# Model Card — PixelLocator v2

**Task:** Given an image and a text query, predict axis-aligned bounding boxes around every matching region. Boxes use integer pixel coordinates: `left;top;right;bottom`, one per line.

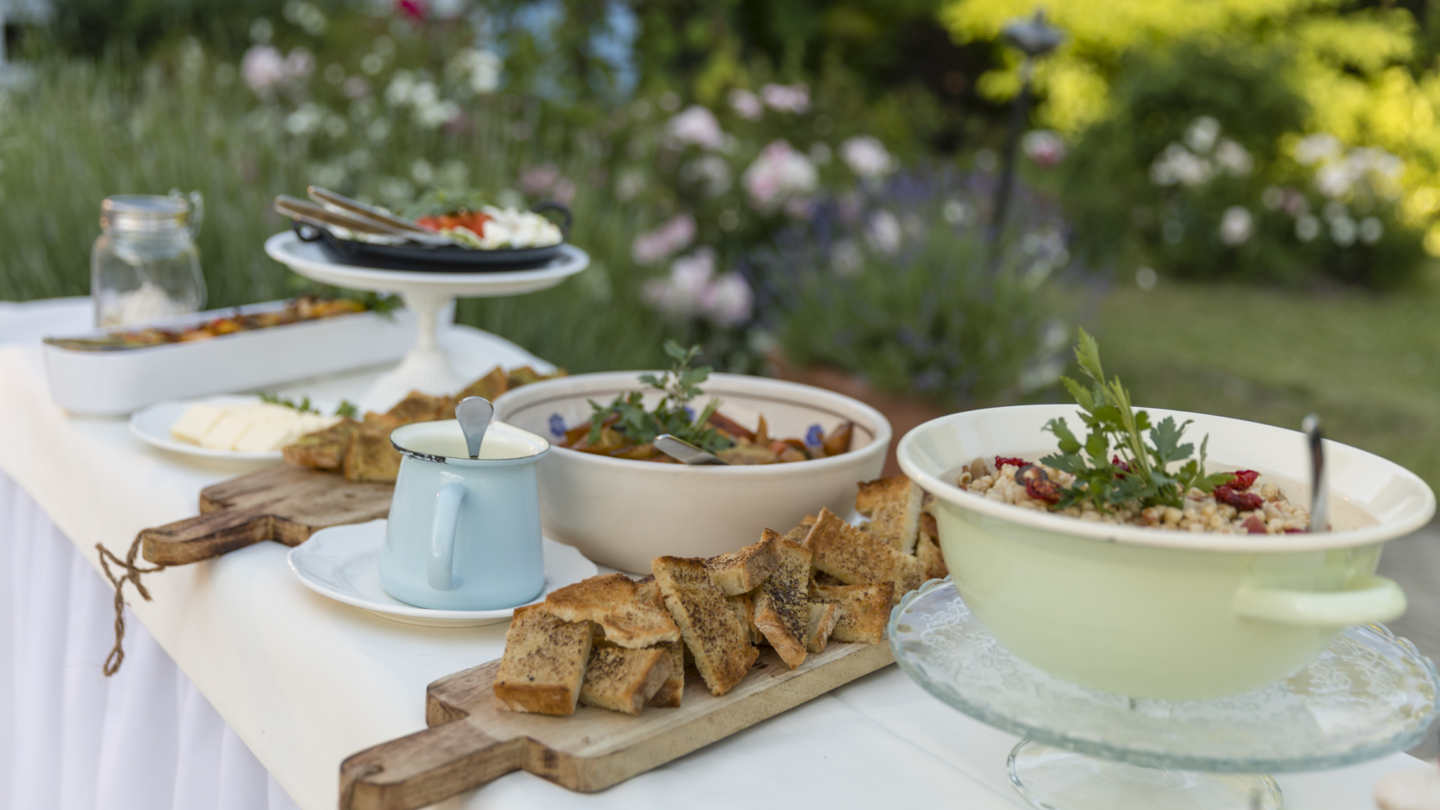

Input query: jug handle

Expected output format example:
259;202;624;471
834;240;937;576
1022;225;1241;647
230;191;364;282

428;483;467;591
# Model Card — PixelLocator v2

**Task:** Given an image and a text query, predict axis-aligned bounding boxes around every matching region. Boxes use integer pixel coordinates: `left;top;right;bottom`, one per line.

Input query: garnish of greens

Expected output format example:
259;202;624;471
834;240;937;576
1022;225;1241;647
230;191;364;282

1039;329;1234;511
260;392;358;418
586;340;732;453
399;189;492;220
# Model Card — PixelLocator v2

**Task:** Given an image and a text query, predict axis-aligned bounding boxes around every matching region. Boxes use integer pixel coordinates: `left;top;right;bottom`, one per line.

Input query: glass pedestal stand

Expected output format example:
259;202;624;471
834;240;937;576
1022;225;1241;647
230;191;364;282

890;579;1439;810
264;232;589;410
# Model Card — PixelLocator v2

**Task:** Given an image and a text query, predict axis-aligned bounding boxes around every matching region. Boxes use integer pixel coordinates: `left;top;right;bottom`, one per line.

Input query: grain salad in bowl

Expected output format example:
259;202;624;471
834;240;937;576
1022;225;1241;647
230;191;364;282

959;457;1310;535
895;331;1433;699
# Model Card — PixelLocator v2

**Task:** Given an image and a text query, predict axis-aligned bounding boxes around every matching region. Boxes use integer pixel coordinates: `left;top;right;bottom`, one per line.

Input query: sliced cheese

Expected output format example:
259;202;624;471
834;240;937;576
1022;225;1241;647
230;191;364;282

232;420;301;453
173;402;346;453
170;404;226;445
200;413;253;450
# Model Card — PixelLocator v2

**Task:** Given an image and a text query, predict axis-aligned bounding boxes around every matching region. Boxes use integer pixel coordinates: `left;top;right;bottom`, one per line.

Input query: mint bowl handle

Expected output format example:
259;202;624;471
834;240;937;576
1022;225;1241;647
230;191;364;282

1234;575;1406;627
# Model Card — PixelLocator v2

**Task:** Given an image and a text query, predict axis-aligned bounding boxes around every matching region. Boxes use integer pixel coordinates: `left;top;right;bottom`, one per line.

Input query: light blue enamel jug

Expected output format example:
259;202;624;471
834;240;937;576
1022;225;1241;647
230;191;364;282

380;419;548;610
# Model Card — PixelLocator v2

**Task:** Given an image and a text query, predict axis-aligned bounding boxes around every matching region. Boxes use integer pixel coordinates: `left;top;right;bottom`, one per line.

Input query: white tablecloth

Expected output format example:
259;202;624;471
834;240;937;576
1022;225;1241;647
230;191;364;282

0;297;1430;810
1;470;300;810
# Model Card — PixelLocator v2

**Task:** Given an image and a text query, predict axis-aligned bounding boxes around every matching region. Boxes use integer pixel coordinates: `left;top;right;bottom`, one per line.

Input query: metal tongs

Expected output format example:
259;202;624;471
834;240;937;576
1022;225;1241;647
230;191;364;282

272;188;456;246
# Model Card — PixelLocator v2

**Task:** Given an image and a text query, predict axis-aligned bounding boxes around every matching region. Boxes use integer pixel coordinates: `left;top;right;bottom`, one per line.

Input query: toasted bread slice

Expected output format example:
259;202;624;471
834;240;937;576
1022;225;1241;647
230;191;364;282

545;573;680;649
856;475;924;554
494;605;593;715
915;512;948;580
635;574;665;610
803;508;924;600
647;641;685;708
342;427;402;483
803;601;841;653
579;646;672;716
387;390;451;425
726;590;765;645
810;582;893;644
456;366;509;402
652;556;758;696
781;515;818;546
752;538;812;669
706;532;780;596
282;418;363;470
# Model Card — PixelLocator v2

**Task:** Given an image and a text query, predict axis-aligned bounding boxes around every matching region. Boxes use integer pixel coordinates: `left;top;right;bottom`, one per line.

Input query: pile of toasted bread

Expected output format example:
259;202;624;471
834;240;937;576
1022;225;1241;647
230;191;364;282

494;474;948;717
280;366;563;483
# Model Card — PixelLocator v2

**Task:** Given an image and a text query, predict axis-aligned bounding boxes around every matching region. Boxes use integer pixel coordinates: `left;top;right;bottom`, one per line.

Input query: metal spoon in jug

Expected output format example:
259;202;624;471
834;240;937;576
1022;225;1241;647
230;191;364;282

456;397;495;459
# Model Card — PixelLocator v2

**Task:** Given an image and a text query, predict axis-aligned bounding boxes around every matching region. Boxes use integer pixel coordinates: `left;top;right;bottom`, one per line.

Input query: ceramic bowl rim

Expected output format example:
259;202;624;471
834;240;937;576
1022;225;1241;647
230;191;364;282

897;404;1436;553
492;370;892;476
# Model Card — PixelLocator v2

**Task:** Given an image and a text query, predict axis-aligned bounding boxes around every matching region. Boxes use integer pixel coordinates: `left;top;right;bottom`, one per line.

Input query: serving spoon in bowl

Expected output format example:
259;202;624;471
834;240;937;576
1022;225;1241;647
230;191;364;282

655;434;728;466
1303;414;1327;533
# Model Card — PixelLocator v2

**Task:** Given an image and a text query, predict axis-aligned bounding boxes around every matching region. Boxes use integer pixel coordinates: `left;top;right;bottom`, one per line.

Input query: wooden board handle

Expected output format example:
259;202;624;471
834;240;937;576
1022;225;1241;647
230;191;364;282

340;719;522;810
140;504;275;565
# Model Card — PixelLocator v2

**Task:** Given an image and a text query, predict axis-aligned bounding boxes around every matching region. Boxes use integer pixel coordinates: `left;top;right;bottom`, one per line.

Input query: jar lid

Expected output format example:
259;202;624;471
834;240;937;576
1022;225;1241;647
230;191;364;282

100;195;191;232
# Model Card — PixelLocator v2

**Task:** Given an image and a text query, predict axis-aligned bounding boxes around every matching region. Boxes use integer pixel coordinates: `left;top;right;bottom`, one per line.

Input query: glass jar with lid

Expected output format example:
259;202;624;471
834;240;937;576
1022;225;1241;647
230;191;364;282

91;191;206;327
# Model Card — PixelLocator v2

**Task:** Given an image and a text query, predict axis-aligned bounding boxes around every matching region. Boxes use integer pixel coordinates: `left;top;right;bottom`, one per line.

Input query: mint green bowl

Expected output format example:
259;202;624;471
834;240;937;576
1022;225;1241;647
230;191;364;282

897;405;1436;700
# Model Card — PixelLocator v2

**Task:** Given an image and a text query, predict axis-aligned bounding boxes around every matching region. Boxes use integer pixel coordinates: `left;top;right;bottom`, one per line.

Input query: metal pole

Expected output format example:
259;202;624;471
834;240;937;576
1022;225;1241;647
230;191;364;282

988;58;1033;247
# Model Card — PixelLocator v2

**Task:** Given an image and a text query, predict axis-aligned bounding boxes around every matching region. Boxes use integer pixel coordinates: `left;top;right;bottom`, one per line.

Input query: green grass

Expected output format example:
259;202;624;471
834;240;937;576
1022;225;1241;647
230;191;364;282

1092;269;1440;494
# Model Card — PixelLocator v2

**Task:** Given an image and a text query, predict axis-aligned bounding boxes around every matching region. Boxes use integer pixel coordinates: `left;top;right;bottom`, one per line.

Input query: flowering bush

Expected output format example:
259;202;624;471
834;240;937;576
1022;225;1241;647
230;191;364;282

942;0;1440;260
1058;44;1428;288
758;167;1077;407
591;80;908;369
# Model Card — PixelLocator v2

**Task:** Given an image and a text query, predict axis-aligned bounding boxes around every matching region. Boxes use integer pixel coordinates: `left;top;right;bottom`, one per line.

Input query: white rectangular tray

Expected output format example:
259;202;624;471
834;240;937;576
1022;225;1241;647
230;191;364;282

43;300;416;416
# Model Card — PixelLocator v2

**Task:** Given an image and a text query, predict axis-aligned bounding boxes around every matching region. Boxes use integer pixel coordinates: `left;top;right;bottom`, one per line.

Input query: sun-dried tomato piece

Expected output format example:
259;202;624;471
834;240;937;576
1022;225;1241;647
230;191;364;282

1284;527;1307;534
1242;516;1268;534
1024;476;1061;505
1228;469;1259;491
995;456;1027;470
1215;485;1264;512
1111;455;1131;476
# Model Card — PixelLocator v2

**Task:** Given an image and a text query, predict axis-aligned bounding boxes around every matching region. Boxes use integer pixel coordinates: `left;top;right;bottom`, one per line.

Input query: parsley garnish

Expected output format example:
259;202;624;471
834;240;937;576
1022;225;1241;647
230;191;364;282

1040;329;1233;511
586;340;732;453
260;392;358;418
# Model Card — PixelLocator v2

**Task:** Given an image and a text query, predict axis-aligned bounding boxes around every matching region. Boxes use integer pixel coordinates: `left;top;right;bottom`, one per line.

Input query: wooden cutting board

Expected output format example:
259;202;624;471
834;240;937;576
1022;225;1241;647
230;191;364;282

140;465;393;565
339;640;895;810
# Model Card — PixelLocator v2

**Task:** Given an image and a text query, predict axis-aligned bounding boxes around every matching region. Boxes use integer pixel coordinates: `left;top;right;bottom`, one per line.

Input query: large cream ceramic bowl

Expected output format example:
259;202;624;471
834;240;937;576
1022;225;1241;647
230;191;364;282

897;405;1435;700
493;372;890;572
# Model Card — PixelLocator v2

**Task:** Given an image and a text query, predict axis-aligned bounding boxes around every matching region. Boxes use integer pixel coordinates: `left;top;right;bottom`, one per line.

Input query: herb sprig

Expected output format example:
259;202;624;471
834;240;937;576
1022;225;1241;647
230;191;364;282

1040;329;1233;511
259;392;358;418
586;340;732;453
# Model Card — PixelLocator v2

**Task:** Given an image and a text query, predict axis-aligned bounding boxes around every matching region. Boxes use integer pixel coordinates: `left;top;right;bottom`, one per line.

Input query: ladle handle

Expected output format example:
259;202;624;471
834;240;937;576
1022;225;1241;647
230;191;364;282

428;483;466;591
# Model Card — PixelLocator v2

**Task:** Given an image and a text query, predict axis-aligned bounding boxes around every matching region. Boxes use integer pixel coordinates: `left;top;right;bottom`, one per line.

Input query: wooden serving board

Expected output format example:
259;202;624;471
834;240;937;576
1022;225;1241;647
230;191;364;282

339;640;895;809
140;465;393;565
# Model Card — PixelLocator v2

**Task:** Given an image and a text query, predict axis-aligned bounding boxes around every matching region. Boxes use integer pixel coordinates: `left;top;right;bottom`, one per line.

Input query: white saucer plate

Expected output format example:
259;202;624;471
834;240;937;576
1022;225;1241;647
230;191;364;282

287;519;599;627
130;395;305;463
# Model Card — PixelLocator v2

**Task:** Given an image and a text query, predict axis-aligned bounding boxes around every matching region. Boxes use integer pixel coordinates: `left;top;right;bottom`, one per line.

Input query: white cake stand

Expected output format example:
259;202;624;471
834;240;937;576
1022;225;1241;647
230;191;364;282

264;231;588;409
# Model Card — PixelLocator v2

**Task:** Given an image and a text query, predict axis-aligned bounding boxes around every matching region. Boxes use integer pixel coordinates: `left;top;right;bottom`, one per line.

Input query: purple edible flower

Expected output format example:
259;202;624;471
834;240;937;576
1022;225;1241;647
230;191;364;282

683;405;695;421
805;424;824;446
548;413;566;438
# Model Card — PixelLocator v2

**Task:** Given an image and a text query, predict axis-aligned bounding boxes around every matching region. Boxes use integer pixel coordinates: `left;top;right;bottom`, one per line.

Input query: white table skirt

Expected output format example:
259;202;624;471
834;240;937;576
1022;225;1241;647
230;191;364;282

0;297;1431;810
1;469;300;810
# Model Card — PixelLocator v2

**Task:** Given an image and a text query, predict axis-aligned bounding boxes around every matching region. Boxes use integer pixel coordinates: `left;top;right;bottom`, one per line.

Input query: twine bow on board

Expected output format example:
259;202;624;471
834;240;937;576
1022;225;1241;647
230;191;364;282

96;536;166;676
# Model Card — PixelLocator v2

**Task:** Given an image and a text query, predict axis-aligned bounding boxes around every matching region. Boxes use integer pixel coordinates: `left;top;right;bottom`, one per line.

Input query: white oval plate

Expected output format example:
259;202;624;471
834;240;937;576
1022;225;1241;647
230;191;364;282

130;395;294;462
287;519;599;627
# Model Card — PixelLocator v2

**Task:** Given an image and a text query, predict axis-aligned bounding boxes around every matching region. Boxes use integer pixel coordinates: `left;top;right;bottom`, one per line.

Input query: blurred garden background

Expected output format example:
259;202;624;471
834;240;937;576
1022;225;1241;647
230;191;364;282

3;0;1440;490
